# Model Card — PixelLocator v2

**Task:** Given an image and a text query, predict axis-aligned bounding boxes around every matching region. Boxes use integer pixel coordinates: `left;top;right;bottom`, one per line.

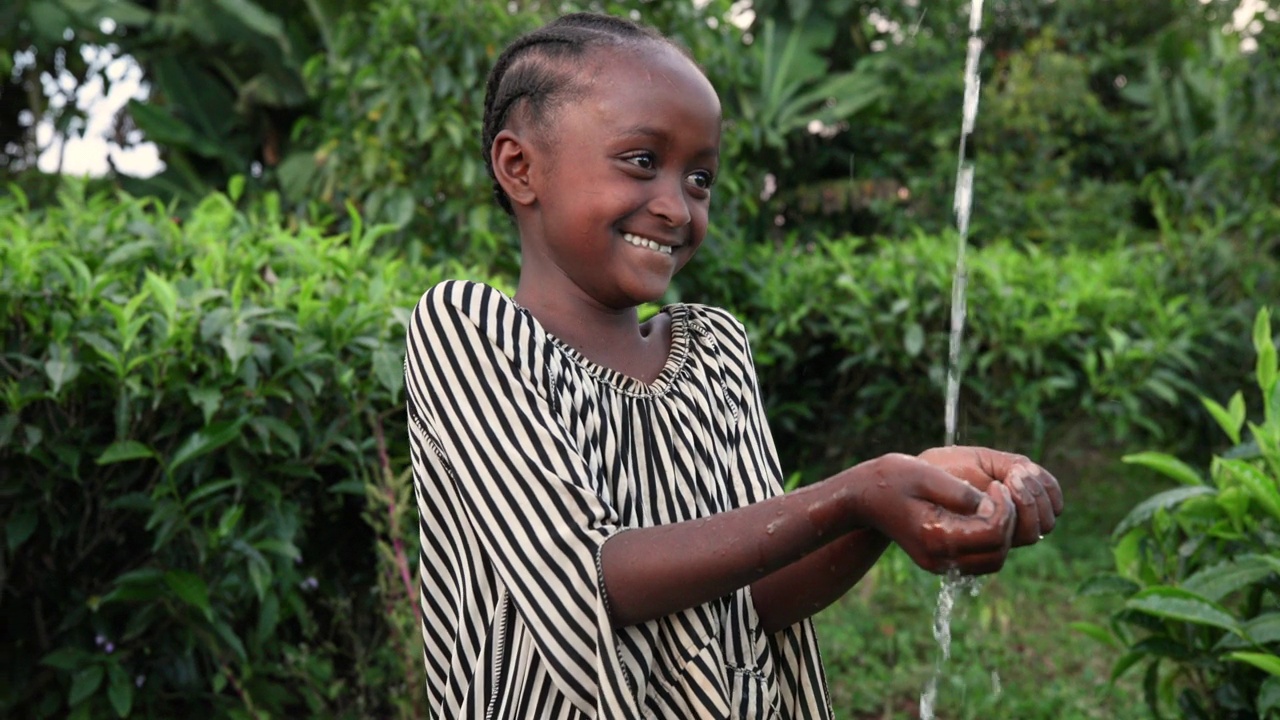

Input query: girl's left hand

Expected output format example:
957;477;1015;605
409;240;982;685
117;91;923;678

916;446;1063;547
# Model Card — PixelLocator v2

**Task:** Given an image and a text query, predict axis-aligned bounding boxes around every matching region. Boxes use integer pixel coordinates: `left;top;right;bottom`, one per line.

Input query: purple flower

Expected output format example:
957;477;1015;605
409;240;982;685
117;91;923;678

301;577;319;591
104;642;115;654
135;675;146;688
94;634;106;647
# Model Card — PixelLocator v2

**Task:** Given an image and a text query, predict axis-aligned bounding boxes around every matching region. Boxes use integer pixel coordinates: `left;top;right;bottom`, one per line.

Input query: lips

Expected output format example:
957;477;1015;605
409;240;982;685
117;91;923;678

622;232;676;255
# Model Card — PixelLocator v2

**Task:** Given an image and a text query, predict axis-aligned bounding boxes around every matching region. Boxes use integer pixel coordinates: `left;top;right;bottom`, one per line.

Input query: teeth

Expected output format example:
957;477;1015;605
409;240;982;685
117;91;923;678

623;232;672;255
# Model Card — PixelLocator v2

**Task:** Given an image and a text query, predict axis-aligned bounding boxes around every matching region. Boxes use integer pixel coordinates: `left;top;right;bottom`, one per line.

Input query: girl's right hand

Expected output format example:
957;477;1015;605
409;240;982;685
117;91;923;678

851;453;1017;575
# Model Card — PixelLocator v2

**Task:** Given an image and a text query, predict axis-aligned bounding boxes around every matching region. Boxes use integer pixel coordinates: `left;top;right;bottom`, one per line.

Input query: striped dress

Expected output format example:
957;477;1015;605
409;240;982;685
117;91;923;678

406;280;832;719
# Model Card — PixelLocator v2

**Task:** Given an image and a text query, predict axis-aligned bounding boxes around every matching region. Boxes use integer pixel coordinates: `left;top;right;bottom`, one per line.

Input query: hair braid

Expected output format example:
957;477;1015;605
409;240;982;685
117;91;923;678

481;13;689;215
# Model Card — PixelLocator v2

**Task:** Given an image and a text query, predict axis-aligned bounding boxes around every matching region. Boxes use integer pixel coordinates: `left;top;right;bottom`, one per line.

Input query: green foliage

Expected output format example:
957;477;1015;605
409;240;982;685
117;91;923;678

679;227;1267;474
1081;308;1280;719
290;0;531;259
0;182;501;718
3;0;354;198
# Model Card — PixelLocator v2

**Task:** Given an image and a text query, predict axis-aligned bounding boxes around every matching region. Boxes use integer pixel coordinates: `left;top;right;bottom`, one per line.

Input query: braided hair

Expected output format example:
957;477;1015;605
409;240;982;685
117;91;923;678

481;13;697;215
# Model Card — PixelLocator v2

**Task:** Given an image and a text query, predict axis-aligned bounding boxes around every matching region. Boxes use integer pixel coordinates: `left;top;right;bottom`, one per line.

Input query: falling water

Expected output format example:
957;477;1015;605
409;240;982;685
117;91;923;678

921;0;988;718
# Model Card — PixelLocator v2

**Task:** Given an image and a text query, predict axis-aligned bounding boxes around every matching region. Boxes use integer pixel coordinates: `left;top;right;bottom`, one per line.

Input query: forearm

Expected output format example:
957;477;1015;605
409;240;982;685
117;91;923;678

750;528;892;634
600;463;879;627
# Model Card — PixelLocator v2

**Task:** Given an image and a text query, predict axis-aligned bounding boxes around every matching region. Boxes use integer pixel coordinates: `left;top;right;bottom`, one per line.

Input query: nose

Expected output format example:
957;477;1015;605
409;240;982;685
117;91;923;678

648;177;692;228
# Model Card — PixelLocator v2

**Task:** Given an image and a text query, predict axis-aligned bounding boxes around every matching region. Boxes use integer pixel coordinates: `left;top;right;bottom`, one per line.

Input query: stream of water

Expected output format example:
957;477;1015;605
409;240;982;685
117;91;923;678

920;0;988;717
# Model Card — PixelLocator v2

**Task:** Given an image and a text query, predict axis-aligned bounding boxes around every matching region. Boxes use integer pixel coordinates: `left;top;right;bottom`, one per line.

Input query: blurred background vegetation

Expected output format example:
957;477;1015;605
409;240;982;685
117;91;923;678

2;0;1278;717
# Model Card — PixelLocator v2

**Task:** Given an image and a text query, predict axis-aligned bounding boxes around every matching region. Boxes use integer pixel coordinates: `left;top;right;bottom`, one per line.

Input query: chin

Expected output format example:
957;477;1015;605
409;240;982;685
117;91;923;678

615;277;674;308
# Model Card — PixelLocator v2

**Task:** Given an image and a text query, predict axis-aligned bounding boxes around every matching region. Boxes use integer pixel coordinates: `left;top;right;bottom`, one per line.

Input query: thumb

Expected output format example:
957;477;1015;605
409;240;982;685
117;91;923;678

916;468;987;516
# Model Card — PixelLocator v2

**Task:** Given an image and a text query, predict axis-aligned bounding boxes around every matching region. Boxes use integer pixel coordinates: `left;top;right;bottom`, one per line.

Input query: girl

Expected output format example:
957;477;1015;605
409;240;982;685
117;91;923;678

405;13;1063;719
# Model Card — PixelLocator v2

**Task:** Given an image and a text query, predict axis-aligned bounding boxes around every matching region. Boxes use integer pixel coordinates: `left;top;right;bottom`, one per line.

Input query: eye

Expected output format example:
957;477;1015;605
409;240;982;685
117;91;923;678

687;170;715;191
624;152;656;170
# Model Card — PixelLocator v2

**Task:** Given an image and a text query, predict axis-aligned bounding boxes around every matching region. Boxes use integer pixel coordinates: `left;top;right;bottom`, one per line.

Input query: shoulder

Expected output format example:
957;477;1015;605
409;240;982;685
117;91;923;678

680;302;754;367
412;280;519;333
414;279;508;319
409;279;534;355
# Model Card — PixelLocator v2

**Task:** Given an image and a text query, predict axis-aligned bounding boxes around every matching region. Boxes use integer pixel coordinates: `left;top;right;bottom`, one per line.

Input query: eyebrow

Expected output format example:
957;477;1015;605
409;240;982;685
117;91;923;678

618;124;720;161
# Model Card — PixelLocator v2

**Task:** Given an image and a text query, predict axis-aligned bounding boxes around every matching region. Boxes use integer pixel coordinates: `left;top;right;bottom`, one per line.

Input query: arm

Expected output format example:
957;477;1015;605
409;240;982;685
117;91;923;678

600;454;1015;628
747;446;1066;633
750;528;891;634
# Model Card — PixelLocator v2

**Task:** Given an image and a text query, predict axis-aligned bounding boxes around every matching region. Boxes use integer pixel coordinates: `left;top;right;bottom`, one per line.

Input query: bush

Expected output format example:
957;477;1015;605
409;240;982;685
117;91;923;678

678;227;1268;475
1077;308;1280;718
0;182;503;718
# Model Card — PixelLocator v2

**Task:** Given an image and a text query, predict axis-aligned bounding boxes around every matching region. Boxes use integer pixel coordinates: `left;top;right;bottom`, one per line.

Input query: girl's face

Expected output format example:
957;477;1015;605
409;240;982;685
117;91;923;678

522;43;721;309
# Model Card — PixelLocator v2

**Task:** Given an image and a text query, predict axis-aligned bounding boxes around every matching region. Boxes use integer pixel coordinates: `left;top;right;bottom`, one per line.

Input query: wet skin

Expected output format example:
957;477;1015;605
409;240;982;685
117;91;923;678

490;42;1064;633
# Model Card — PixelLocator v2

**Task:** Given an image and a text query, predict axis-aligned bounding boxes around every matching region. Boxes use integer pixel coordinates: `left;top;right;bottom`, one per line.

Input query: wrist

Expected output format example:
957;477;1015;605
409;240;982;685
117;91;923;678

837;453;911;533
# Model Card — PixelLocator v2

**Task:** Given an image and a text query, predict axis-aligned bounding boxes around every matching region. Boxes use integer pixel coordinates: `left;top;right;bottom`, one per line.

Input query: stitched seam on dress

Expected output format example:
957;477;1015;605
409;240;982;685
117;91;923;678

596;538;638;696
725;663;769;682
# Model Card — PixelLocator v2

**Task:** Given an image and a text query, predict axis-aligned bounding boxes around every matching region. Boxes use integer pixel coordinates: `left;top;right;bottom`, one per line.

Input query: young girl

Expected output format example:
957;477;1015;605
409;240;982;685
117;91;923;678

405;13;1063;719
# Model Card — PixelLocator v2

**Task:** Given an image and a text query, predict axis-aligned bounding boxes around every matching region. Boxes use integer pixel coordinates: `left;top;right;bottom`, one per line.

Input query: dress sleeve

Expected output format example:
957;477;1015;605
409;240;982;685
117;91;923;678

405;281;635;716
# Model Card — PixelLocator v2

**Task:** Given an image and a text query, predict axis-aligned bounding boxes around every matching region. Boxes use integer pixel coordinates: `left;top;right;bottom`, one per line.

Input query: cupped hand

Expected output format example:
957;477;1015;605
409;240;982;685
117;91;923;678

916;446;1064;547
856;454;1018;576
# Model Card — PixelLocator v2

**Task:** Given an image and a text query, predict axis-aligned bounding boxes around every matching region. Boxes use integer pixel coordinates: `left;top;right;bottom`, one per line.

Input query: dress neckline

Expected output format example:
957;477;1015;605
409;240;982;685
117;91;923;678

499;286;691;397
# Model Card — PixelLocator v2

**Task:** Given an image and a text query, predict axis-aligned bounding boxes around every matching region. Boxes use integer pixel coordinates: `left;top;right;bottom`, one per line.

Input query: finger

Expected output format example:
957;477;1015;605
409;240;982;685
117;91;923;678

913;465;988;516
1032;473;1058;536
1004;467;1043;546
987;481;1017;547
1041;466;1065;515
917;483;1016;558
917;447;995;489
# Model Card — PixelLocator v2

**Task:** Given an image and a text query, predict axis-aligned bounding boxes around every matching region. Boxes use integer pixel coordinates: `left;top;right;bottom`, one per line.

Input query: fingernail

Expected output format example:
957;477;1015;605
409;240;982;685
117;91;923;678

978;497;994;515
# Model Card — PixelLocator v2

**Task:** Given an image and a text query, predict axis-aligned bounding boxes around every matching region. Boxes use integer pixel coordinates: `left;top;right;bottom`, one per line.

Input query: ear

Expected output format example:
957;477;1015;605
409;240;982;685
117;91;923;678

491;129;538;209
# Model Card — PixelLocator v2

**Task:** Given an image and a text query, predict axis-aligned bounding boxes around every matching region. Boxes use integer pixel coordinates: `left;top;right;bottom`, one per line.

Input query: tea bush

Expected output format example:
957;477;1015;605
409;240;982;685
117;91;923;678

0;182;503;718
679;226;1269;474
1078;308;1280;718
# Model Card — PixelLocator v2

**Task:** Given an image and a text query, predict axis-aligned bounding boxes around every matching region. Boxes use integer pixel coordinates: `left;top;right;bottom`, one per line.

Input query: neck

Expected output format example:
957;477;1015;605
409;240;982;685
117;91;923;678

514;273;643;353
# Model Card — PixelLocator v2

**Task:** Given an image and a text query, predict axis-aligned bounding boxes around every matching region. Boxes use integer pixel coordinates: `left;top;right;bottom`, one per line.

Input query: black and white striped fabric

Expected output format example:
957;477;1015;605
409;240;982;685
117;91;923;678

406;280;832;719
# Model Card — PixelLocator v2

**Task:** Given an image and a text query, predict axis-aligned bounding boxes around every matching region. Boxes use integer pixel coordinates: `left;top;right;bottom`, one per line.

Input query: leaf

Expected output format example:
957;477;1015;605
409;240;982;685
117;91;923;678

1070;621;1120;648
44;356;82;395
68;665;105;707
187;386;223;426
41;647;90;671
144;270;179;326
1259;676;1280;717
214;0;289;52
1202;392;1245;446
251;416;301;457
167;420;244;474
164;571;212;618
1219;458;1280;523
372;345;405;398
211;618;248;663
903;322;925;358
97;440;157;465
1077;574;1140;597
1110;650;1144;684
1255;307;1275;395
1228;651;1280;677
1182;555;1280;602
6;506;37;552
1112;485;1216;538
1125;586;1241;634
107;664;132;717
1217;612;1280;650
1122;451;1204;486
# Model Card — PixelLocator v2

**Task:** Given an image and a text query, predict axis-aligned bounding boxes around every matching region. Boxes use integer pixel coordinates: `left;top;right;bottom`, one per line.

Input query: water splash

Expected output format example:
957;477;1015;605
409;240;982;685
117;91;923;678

919;570;982;719
923;1;989;718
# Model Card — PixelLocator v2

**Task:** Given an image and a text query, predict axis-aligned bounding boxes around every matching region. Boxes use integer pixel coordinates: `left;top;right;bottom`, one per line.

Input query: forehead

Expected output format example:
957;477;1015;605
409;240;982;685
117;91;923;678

571;43;721;140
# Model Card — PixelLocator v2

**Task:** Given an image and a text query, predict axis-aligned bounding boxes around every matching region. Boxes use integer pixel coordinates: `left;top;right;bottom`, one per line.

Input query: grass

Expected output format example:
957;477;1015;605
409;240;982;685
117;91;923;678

813;451;1173;719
